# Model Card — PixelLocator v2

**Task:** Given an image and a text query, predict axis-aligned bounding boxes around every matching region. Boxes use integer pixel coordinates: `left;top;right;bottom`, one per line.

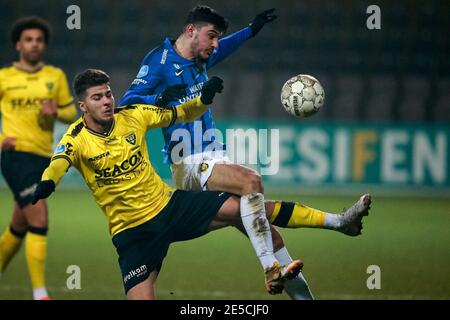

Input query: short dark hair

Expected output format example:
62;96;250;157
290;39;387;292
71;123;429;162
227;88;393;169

73;69;110;99
185;5;228;32
10;16;52;45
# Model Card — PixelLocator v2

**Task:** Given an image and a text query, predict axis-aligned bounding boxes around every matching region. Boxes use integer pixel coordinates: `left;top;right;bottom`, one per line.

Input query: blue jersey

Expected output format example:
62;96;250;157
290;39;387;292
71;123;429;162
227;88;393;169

119;27;253;163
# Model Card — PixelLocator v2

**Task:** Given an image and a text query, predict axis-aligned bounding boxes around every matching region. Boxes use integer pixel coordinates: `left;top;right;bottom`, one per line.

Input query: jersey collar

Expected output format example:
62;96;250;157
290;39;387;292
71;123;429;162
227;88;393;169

82;116;116;138
13;62;45;74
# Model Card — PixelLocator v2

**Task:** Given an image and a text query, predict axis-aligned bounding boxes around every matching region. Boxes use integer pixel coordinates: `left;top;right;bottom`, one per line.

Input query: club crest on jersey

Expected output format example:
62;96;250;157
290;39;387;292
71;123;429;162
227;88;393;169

199;162;209;173
125;133;137;145
46;82;54;95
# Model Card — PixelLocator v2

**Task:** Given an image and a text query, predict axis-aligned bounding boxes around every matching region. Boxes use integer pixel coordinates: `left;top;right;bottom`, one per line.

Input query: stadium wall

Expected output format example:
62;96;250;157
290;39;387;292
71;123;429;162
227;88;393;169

1;121;448;196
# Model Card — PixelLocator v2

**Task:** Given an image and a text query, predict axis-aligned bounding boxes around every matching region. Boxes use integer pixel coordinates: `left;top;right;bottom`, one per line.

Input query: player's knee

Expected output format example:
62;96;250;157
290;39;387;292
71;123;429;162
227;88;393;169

26;213;48;229
241;171;263;194
10;219;29;234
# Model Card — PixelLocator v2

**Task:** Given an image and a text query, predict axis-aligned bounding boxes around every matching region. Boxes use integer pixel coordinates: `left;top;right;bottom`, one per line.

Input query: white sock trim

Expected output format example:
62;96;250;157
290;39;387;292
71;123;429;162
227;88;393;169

324;212;340;229
274;246;293;265
33;287;48;300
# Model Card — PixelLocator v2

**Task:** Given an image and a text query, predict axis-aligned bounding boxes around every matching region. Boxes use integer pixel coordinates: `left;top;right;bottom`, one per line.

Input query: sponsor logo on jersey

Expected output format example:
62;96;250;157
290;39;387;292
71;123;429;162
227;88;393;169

188;82;203;94
6;85;27;91
125;133;136;145
131;78;147;86
136;65;149;78
142;106;170;114
88;151;110;162
123;264;148;284
94;150;144;178
160;49;168;64
11;97;42;108
178;92;200;104
175;70;184;76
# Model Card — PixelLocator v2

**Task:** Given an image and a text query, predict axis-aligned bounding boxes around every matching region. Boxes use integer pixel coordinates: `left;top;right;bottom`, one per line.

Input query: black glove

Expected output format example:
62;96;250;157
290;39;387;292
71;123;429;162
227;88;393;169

200;76;224;105
155;84;187;107
32;180;56;205
249;8;277;36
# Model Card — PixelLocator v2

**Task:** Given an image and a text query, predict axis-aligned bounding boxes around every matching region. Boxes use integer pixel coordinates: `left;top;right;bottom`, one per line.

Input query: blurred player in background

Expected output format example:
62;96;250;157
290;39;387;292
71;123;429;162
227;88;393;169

31;69;371;299
121;5;342;299
0;16;77;300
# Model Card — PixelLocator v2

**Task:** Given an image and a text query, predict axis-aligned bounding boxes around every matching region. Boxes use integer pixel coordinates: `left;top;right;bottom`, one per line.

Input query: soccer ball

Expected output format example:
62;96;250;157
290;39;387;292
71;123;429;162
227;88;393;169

280;74;325;118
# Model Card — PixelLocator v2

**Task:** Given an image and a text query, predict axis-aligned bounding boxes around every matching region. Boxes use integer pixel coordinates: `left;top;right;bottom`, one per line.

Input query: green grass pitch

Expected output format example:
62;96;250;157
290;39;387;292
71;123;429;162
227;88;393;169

1;188;449;300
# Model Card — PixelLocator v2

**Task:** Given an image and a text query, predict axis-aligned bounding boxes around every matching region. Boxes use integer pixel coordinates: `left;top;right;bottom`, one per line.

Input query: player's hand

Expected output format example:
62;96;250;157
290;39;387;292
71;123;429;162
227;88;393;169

31;180;56;205
155;84;188;107
249;8;277;36
200;76;224;105
40;99;58;118
1;136;16;151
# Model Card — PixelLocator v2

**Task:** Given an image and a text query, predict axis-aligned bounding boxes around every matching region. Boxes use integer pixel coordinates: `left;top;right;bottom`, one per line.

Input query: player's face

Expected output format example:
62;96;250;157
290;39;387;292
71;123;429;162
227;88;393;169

191;24;220;62
16;29;46;64
80;84;115;125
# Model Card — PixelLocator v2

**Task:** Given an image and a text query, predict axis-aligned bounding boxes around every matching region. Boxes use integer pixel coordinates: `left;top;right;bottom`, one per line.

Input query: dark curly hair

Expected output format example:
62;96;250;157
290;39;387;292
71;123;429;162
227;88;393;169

10;16;52;45
73;69;110;99
185;5;228;32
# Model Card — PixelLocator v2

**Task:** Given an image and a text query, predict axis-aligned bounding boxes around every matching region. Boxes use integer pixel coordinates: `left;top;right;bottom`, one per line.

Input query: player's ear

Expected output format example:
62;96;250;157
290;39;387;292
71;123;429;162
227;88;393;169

185;24;195;37
15;41;21;52
78;100;86;113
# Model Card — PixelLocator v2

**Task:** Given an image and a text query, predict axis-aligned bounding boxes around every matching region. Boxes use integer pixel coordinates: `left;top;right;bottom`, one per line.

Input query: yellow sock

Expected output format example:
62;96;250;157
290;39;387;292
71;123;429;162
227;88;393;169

25;229;48;289
269;201;326;228
0;226;25;272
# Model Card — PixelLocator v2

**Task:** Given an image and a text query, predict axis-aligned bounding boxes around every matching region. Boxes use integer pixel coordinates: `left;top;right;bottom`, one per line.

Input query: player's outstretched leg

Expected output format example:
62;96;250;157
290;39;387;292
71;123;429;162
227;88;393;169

267;194;372;236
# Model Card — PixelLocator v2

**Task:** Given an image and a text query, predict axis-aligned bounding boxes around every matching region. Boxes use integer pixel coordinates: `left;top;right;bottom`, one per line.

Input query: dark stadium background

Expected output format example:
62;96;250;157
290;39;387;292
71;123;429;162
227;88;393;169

1;0;448;122
0;0;449;300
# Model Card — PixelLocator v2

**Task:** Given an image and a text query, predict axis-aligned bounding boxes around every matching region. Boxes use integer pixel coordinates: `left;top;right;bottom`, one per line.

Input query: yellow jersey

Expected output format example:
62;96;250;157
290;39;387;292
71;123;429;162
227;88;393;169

0;64;77;157
45;96;208;236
